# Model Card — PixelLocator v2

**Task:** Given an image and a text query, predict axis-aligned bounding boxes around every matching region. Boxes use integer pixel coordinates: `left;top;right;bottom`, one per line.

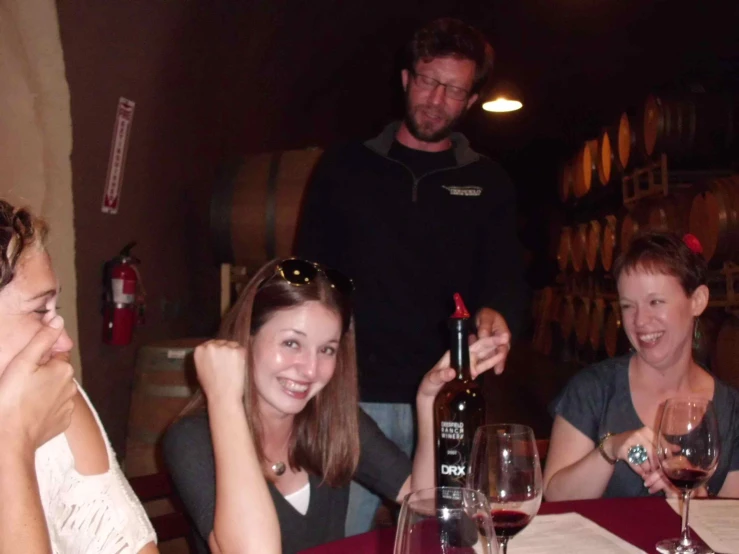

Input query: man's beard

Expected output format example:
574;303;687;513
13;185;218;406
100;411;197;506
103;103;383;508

404;96;466;143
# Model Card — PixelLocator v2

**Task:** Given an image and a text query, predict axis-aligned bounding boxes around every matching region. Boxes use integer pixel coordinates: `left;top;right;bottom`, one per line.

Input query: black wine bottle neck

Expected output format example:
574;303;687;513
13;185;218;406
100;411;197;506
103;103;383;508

449;318;472;380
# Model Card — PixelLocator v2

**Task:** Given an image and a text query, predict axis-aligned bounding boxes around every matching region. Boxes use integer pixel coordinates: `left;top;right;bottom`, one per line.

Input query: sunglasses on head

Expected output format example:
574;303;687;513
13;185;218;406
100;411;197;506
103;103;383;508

270;258;354;295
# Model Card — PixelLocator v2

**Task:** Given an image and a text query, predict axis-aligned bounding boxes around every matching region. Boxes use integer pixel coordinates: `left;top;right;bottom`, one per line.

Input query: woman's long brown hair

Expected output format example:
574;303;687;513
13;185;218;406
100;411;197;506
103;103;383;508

179;259;360;486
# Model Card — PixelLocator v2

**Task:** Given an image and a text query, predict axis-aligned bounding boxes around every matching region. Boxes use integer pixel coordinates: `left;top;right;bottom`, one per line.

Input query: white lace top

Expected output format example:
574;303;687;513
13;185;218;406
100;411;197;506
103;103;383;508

34;384;156;553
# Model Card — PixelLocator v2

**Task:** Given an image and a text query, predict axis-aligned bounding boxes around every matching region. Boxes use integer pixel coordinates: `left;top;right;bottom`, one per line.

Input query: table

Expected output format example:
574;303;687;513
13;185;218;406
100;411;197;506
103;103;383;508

299;497;707;554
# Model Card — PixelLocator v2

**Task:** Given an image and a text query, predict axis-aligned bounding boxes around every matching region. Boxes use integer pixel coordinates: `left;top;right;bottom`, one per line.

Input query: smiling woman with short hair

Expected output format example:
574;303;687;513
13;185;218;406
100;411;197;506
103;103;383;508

543;230;739;501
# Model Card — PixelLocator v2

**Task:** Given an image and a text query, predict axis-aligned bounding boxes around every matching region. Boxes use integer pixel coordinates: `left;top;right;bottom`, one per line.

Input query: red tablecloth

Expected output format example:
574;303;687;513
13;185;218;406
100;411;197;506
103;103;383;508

299;496;704;554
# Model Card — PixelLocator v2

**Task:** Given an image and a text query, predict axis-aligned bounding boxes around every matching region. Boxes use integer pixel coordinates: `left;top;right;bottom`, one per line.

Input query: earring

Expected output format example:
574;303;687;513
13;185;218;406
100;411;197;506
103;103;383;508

693;318;701;349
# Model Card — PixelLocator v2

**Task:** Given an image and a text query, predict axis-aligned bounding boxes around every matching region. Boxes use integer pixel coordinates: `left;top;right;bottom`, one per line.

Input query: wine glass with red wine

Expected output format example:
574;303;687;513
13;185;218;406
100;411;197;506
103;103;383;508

467;424;543;554
656;397;719;554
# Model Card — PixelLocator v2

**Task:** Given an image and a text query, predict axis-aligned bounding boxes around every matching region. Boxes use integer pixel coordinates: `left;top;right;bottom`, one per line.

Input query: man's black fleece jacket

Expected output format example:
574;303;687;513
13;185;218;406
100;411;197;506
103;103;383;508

295;122;528;404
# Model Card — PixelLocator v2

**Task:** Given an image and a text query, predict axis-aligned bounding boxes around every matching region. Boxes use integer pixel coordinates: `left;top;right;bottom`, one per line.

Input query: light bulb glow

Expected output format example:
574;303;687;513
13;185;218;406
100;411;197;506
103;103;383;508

483;97;523;112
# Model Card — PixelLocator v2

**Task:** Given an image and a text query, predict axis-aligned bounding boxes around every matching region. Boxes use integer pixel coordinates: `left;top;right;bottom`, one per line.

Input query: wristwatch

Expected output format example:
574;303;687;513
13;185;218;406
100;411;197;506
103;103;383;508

597;433;618;465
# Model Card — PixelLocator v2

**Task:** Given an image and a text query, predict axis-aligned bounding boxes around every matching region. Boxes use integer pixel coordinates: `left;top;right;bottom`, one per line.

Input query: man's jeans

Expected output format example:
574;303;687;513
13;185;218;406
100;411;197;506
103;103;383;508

345;402;416;537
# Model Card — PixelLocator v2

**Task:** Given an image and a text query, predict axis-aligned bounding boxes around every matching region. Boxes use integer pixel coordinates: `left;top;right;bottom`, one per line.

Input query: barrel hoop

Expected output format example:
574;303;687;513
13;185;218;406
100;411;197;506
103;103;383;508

265;152;283;260
136;383;197;398
210;157;243;264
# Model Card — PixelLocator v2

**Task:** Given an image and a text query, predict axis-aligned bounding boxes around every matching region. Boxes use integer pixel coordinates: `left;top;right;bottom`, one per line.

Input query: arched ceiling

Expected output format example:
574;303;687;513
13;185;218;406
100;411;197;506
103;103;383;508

195;0;739;196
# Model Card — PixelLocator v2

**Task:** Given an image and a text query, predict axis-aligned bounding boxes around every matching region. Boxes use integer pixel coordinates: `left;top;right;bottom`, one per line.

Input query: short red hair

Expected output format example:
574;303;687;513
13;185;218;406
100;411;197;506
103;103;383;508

612;230;707;296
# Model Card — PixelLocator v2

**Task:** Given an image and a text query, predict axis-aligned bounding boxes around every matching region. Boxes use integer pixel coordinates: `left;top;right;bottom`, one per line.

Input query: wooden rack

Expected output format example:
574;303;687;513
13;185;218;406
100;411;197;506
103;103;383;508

621;153;733;205
621;154;670;204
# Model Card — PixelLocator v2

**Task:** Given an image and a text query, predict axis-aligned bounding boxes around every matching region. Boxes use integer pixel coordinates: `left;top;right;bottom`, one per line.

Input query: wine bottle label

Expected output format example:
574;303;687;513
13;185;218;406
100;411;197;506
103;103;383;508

438;419;469;486
440;421;465;440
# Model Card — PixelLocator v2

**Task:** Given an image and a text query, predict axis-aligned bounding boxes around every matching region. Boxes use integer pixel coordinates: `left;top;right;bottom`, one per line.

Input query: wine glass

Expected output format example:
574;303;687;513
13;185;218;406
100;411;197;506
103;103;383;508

656;397;719;554
394;487;500;554
467;424;543;554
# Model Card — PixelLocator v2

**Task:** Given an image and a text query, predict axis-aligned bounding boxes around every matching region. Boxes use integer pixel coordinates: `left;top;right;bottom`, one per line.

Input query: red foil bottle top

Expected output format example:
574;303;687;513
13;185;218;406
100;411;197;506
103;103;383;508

451;293;470;319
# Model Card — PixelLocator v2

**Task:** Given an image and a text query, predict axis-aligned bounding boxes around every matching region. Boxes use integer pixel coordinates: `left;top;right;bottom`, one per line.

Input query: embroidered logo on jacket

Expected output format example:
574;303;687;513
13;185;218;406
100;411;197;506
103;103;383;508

442;185;483;197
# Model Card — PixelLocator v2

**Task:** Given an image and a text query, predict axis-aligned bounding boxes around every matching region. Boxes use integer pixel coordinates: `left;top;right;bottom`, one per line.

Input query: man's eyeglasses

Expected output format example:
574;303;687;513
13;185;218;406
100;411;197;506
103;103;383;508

268;258;354;296
411;72;471;101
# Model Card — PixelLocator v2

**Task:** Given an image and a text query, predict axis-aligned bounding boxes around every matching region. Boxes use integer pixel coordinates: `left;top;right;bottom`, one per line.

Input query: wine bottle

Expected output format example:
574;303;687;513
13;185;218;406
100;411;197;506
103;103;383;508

434;293;486;498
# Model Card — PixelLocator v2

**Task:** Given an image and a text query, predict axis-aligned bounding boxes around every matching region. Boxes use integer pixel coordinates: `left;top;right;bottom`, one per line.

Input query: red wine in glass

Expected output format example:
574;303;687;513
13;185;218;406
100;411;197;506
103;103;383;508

656;398;719;554
663;468;711;491
468;425;542;554
491;510;533;539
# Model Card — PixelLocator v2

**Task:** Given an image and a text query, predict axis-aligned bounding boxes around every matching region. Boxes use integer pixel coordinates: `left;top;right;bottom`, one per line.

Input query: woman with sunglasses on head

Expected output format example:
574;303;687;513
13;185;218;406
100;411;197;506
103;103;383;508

543;231;739;501
163;258;507;554
0;200;158;553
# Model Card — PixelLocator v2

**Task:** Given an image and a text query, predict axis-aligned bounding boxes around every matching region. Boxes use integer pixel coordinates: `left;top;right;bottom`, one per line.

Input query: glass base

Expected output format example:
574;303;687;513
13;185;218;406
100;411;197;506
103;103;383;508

656;538;714;554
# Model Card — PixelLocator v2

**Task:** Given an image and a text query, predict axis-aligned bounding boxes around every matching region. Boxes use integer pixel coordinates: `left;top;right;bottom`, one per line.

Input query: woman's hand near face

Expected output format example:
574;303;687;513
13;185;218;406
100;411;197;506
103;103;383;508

0;315;76;453
198;338;282;554
0;315;77;554
194;340;247;406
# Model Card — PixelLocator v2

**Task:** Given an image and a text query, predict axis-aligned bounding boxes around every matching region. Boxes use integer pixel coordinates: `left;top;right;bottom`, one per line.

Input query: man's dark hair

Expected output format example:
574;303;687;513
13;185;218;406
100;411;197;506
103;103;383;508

405;18;494;95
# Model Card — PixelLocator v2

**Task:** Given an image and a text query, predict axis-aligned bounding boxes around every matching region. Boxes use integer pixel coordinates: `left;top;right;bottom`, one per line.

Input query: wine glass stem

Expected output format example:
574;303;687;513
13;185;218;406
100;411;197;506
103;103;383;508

500;537;509;554
680;490;692;547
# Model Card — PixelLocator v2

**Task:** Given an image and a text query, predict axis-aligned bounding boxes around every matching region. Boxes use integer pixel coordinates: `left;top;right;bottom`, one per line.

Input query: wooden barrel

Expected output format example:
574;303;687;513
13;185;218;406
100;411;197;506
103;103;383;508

125;338;206;477
600;215;619;272
688;175;739;266
557;227;572;272
596;128;615;186
604;302;631;358
531;289;542;321
559;161;574;203
533;286;555;321
570;224;589;272
615;111;641;172
646;191;694;236
572;140;598;198
211;148;324;266
606;123;624;175
711;316;739;390
559;296;576;341
574;297;592;347
585;219;602;272
533;319;553;355
588;298;607;352
620;205;649;254
642;93;737;165
577;342;598;366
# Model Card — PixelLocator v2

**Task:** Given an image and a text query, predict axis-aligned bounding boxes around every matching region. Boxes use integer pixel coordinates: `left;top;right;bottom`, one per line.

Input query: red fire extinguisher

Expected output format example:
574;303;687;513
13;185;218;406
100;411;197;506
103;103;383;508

103;242;145;345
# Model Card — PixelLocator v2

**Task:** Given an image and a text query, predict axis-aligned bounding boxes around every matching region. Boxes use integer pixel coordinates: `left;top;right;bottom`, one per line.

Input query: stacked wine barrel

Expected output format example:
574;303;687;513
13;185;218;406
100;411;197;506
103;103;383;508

536;88;739;373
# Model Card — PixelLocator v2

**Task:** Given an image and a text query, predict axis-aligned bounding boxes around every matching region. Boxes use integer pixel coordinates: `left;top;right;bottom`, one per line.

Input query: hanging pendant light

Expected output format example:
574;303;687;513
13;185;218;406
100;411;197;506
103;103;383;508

483;80;523;113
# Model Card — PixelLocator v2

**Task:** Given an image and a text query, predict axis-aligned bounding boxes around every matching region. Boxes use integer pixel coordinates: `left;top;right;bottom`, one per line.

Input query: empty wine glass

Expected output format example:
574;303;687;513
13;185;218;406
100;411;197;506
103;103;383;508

467;424;543;554
394;487;500;554
656;397;719;554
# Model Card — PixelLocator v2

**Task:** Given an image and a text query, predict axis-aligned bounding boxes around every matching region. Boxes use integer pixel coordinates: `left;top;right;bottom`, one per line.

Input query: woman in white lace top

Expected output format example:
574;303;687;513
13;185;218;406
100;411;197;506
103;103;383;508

0;200;158;553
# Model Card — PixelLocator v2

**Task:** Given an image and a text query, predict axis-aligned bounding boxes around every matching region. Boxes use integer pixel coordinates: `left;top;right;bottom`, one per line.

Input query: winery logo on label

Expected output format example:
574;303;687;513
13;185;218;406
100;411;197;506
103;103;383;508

441;464;466;477
442;185;483;197
440;421;464;440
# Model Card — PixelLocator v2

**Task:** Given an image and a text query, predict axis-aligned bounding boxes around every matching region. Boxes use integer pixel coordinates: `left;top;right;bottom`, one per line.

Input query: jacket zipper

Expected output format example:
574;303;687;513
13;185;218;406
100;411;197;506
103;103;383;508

379;156;477;203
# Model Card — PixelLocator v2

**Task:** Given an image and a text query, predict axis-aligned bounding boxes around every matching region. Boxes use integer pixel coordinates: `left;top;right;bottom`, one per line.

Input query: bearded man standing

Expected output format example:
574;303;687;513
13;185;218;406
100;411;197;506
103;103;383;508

295;17;528;536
